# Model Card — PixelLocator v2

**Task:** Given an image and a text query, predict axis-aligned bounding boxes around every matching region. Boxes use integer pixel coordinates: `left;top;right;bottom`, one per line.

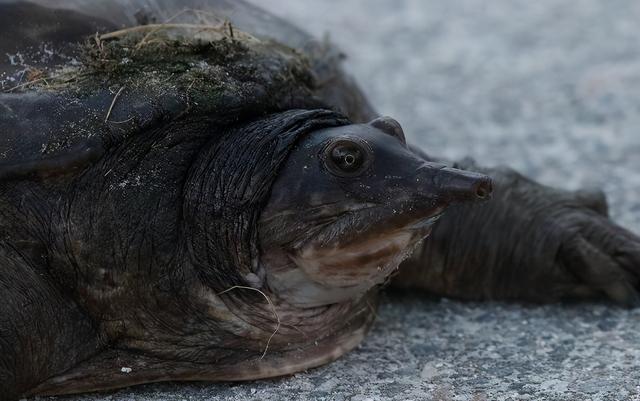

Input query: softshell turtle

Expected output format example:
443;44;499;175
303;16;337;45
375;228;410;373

1;1;640;399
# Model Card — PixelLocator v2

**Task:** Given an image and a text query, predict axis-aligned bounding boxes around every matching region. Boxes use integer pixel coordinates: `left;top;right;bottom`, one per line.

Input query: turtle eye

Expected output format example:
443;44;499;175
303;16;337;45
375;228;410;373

323;138;372;177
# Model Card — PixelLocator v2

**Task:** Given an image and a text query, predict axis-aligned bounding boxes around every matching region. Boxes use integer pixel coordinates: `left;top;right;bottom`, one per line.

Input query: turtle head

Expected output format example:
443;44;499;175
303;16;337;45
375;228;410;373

258;116;492;307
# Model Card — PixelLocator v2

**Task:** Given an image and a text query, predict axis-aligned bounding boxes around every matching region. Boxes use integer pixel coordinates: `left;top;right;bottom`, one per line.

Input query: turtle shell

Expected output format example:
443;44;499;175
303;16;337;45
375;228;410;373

0;0;376;173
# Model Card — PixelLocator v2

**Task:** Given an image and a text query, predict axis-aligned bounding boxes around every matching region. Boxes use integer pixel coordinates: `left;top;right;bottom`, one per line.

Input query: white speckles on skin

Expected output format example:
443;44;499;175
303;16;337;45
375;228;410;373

42;44;54;57
112;176;143;190
1;43;79;89
5;52;24;66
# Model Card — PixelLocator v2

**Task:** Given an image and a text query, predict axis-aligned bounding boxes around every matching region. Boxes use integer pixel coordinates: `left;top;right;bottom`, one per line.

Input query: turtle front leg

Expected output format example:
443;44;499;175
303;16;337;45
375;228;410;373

393;160;640;306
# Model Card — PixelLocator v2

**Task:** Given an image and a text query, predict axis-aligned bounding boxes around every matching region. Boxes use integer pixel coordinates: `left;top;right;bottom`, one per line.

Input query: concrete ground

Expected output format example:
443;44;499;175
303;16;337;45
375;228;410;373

46;1;640;400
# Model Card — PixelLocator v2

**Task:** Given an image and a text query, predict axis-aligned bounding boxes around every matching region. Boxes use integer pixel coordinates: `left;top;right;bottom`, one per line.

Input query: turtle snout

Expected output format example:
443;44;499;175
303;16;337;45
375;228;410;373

433;167;494;203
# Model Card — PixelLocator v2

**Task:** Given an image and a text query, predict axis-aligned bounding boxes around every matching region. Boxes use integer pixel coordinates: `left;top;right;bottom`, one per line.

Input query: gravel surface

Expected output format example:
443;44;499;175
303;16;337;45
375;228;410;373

39;1;640;400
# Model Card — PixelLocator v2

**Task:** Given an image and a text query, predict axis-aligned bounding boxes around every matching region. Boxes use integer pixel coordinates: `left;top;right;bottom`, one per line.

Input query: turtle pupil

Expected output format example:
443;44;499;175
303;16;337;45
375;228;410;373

345;154;356;165
331;143;363;172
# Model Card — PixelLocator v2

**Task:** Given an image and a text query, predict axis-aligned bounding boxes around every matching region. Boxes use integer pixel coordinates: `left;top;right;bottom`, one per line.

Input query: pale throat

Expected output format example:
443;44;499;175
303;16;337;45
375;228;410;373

262;229;427;308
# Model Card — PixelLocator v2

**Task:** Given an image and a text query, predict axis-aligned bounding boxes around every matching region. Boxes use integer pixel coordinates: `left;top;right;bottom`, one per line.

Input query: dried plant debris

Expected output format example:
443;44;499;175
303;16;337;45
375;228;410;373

2;23;317;102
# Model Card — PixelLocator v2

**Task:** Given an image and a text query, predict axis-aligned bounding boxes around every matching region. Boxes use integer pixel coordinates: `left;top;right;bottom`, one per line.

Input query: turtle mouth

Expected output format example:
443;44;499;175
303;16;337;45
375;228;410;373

298;203;445;250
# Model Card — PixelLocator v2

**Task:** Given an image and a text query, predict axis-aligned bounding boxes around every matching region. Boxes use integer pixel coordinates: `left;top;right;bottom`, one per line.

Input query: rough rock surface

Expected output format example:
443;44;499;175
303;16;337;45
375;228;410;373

37;0;640;400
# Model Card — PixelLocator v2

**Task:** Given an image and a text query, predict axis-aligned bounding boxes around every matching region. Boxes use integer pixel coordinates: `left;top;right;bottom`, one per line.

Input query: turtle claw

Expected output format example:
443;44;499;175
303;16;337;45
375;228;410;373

562;216;640;307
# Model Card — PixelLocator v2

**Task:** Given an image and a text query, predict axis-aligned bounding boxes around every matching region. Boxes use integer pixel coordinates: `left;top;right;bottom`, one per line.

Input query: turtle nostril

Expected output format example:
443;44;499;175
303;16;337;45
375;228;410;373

430;166;493;203
475;180;493;200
